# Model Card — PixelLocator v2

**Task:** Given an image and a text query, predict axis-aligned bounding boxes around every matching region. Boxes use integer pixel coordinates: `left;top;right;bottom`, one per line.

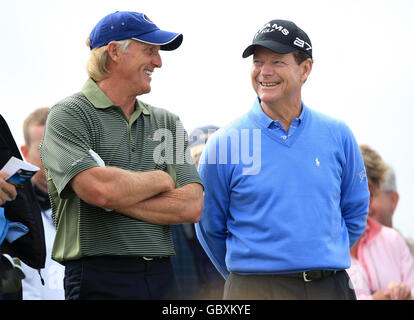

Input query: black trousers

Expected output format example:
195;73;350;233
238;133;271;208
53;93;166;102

224;271;356;300
64;256;178;300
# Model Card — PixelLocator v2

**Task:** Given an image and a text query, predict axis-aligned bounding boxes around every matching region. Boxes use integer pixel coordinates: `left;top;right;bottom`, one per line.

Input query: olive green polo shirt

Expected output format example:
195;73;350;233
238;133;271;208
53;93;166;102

39;78;202;263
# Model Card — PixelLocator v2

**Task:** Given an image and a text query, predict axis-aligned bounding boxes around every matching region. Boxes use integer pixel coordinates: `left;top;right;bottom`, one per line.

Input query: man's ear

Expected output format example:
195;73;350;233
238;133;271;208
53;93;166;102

107;41;122;63
390;191;399;213
301;58;312;83
20;145;29;160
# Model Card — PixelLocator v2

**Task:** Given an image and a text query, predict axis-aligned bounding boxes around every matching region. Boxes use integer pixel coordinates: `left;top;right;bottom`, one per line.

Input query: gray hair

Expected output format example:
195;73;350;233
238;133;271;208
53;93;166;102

381;164;397;193
85;38;132;81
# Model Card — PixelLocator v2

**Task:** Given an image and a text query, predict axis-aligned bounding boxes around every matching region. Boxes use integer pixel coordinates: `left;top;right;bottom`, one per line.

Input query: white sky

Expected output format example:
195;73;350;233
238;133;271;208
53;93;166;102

2;0;414;237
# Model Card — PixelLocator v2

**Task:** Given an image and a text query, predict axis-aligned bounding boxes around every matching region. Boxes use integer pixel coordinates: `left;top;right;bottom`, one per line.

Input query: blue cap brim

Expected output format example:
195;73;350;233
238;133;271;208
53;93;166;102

133;30;183;51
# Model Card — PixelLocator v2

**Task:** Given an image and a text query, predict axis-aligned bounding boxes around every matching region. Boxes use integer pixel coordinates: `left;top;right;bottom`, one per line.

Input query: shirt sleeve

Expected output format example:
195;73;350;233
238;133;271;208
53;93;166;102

167;118;203;188
39;104;99;199
396;232;414;297
347;258;373;300
195;135;230;279
339;123;370;248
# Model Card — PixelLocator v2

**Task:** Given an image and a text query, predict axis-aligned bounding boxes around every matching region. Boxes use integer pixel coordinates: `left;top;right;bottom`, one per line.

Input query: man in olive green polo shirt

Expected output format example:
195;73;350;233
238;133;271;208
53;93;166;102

39;11;203;300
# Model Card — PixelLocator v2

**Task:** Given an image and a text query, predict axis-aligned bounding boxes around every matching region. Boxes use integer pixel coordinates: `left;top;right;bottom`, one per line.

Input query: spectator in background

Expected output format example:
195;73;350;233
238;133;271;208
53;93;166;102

189;126;220;169
369;164;414;256
20;107;65;300
347;144;414;300
0;153;18;299
171;125;224;299
0;114;46;299
369;164;399;229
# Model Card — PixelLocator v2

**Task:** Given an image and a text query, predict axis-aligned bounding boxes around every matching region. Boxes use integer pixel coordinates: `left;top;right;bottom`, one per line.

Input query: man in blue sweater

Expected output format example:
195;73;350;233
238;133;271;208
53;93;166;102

195;19;369;299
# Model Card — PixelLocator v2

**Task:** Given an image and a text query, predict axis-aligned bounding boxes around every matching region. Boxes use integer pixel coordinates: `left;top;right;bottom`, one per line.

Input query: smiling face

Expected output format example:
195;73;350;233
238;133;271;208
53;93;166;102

116;40;162;96
251;46;311;108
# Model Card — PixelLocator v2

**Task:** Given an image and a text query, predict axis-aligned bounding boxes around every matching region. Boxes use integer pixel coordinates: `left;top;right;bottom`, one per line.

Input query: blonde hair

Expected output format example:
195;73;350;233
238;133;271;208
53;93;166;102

359;144;387;188
23;107;50;146
85;38;132;81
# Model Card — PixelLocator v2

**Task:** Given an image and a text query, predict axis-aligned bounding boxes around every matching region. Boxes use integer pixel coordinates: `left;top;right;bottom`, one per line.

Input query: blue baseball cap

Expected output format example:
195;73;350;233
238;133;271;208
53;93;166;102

89;11;183;50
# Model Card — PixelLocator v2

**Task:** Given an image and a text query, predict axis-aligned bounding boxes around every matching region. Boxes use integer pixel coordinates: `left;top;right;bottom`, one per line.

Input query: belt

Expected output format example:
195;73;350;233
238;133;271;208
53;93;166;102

63;255;170;265
277;270;338;282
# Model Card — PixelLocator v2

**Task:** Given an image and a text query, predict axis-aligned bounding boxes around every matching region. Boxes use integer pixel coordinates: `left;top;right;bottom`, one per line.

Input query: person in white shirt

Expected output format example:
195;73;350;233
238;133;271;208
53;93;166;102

20;107;64;300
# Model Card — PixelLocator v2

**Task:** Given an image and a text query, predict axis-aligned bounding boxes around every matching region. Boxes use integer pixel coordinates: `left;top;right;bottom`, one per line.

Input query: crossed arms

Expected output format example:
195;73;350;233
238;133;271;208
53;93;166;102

70;166;203;225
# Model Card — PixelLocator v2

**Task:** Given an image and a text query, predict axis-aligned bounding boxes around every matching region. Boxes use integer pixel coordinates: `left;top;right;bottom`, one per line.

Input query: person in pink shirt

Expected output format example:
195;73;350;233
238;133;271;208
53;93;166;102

347;145;414;300
370;163;414;257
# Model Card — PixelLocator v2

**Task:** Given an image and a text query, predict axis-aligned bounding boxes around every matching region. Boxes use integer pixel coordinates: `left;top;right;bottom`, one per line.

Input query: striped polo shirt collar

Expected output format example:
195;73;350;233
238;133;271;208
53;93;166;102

81;78;150;116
